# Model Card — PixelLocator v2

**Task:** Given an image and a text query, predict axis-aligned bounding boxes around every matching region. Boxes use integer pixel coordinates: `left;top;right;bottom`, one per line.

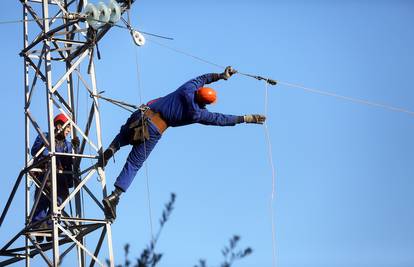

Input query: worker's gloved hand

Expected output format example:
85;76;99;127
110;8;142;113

244;114;266;124
220;66;237;80
71;136;80;148
97;147;116;168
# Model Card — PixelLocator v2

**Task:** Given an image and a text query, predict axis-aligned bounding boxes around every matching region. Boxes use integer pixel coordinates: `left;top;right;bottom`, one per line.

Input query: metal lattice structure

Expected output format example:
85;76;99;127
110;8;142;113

0;0;133;266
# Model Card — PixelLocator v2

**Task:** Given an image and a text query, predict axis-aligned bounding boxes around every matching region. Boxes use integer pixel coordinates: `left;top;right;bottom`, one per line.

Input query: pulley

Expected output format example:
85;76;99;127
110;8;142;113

130;29;145;46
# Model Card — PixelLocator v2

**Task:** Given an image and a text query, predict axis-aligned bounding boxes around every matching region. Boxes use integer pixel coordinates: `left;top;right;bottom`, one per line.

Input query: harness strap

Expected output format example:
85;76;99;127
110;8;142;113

144;108;168;134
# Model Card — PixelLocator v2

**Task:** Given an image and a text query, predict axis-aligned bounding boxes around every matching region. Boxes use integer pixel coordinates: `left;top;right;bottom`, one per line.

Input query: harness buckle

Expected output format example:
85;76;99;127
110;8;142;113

138;104;149;113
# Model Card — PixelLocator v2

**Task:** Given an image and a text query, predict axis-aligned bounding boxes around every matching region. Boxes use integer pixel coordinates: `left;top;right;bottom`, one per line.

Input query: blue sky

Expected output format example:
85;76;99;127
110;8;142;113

1;1;413;266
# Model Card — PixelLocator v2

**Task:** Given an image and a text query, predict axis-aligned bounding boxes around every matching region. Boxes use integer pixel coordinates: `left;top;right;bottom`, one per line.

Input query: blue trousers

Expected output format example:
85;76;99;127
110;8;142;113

32;178;68;224
32;194;64;224
109;118;161;192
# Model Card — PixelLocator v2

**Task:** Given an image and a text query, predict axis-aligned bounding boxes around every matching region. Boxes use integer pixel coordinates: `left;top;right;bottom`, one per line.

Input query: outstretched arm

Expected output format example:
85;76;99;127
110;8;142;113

197;111;266;126
183;66;238;92
184;73;221;93
204;66;237;84
197;109;243;126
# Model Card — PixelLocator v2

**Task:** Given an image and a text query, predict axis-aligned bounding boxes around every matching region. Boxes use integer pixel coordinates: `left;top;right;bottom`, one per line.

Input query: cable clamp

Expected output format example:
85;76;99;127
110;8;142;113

256;75;277;85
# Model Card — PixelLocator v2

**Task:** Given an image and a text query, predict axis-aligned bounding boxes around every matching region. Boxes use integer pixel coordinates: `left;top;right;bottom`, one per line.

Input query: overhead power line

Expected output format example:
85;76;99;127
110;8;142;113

147;39;414;117
3;15;411;117
277;80;414;116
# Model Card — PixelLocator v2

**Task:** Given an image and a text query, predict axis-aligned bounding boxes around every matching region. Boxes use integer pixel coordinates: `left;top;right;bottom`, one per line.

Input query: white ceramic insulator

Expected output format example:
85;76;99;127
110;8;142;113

84;3;101;29
108;0;121;23
98;2;111;23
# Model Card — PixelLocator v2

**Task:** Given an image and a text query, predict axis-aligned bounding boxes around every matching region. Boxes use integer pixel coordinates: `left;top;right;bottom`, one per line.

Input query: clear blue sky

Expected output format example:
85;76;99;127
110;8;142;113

1;1;413;266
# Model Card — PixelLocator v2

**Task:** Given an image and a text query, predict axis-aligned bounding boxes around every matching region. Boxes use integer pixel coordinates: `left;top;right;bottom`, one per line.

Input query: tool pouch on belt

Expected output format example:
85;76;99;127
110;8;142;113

128;117;150;145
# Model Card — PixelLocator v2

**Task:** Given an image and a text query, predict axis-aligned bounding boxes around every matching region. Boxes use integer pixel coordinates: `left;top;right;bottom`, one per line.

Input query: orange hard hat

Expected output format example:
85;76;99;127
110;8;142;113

54;113;69;125
196;87;217;105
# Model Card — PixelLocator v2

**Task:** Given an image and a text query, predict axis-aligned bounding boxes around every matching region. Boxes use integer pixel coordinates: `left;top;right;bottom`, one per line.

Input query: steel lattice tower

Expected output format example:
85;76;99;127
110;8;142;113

0;0;133;266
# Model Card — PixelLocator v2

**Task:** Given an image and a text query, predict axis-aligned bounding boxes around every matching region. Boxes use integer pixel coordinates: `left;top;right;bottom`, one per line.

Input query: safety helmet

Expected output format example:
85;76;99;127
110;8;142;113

53;113;69;125
196;87;217;105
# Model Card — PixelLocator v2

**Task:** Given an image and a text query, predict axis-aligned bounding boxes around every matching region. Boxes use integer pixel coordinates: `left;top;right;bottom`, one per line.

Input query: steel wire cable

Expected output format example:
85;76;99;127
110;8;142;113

277;80;414;116
146;39;414;117
7;7;413;118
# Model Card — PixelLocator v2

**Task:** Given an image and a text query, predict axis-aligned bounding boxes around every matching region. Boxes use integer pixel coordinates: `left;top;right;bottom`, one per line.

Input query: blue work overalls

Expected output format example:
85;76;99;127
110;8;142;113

31;134;74;224
111;73;241;192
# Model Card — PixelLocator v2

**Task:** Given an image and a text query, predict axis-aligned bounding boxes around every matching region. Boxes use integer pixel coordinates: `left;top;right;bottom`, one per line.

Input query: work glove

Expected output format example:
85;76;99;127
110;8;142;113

71;136;80;148
220;66;237;80
244;114;266;124
97;147;116;168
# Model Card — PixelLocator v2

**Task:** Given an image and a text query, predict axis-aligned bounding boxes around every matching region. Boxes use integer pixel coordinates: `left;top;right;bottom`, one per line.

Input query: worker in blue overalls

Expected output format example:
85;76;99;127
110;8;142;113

100;67;266;220
31;113;79;242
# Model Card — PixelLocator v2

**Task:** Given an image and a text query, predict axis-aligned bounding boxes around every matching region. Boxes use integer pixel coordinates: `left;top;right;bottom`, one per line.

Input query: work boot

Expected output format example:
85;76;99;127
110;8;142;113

102;187;123;220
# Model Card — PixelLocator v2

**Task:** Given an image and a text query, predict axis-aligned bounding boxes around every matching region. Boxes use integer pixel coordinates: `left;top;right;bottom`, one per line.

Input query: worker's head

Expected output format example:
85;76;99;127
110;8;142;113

195;87;217;105
54;113;71;139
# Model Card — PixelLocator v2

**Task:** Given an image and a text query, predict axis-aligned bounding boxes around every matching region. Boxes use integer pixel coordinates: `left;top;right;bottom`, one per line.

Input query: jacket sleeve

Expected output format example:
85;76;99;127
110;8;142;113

196;109;243;126
182;73;221;93
31;134;49;157
182;73;221;109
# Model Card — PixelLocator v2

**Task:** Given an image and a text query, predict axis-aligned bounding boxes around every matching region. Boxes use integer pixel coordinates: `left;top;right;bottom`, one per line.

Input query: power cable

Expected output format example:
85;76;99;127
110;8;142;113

11;5;408;119
277;80;414;116
147;37;224;68
146;39;414;117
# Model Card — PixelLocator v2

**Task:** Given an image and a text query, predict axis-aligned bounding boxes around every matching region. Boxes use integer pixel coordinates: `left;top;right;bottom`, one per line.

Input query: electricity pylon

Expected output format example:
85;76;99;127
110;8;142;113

0;0;133;266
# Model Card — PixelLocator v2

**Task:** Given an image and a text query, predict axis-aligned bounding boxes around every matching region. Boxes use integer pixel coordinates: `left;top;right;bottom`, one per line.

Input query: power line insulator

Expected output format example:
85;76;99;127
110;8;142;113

108;0;121;23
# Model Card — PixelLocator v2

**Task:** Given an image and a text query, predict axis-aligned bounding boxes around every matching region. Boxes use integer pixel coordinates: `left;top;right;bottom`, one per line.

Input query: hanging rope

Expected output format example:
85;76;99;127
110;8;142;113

134;44;156;242
124;4;156;240
262;81;277;267
263;81;275;199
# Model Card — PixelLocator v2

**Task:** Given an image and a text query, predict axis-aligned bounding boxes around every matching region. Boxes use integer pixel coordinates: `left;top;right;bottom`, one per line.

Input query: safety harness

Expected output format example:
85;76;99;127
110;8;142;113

128;105;168;145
